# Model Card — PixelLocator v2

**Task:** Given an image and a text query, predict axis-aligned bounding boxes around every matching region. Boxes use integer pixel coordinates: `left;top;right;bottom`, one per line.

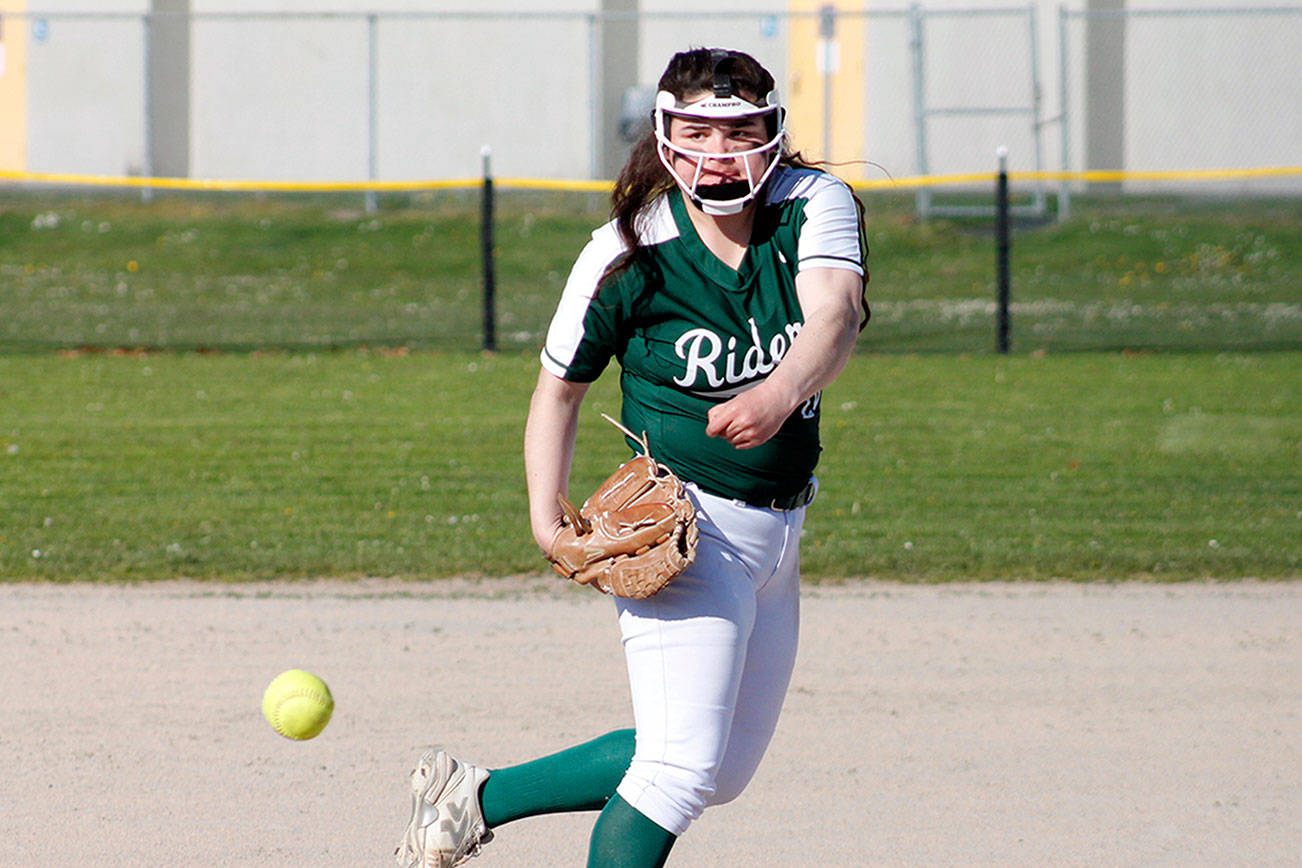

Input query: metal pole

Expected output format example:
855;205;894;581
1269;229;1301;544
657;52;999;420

1057;4;1072;221
480;145;497;353
141;13;154;203
909;3;929;218
1028;3;1046;217
587;13;600;179
995;147;1011;354
365;13;378;214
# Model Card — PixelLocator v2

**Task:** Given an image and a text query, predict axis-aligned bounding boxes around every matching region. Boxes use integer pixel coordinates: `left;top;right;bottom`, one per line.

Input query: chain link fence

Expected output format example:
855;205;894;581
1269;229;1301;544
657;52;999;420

1057;4;1302;213
1;4;1299;354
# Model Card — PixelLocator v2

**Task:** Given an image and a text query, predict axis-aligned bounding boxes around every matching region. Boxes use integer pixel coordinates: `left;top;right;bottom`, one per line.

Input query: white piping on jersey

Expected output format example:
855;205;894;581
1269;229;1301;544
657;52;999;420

687;381;756;399
762;165;837;206
631;195;680;247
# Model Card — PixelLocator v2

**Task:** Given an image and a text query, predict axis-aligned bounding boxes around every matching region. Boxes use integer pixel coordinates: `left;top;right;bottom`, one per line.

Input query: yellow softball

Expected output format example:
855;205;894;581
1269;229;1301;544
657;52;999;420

262;669;334;740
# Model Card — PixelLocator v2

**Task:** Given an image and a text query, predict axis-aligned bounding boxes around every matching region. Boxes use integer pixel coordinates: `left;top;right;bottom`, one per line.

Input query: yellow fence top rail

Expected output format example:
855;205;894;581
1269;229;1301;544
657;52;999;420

0;170;482;192
2;166;1300;194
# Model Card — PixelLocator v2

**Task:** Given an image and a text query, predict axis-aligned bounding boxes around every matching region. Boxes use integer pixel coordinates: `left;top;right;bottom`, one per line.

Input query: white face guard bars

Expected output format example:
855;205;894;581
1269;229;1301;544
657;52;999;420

653;86;787;217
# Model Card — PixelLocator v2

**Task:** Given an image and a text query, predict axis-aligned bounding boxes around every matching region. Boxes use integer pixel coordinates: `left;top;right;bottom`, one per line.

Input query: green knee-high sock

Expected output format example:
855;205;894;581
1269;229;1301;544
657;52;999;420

479;729;635;828
587;793;677;868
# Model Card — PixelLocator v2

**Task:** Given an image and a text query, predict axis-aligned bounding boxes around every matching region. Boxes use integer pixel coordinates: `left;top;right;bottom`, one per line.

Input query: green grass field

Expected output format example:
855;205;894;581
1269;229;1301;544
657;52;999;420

2;351;1297;582
2;189;1298;581
3;190;1299;354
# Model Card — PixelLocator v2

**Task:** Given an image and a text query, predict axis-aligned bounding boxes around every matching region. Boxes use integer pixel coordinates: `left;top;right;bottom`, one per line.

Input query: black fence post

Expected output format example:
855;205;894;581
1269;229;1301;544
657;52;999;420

995;146;1011;354
481;145;497;353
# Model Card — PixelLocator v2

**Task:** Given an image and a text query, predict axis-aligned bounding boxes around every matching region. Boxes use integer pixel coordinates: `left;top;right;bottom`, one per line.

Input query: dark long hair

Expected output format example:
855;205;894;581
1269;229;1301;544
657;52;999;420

604;47;869;310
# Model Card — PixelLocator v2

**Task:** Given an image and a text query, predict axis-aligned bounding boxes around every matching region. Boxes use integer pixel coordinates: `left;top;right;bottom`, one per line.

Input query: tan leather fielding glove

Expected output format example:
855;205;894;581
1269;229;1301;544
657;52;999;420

548;415;698;599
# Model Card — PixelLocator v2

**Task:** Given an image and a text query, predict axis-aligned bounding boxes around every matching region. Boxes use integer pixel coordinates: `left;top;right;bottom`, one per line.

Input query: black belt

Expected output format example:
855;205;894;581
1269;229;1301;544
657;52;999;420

749;479;816;511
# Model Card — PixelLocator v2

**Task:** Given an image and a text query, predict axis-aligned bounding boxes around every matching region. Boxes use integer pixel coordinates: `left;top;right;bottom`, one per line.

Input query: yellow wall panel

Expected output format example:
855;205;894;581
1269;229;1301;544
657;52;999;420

785;0;864;179
0;1;26;170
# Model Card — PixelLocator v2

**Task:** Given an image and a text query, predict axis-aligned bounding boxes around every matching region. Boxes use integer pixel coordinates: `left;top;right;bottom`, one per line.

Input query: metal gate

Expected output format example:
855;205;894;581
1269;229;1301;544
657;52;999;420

910;3;1050;220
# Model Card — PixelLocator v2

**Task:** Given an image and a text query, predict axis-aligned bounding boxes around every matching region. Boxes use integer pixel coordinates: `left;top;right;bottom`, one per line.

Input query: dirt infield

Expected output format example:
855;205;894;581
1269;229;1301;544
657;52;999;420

2;579;1297;866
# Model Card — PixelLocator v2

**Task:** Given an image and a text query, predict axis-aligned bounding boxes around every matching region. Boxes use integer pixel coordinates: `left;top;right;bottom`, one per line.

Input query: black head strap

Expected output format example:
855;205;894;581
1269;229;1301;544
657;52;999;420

710;49;733;98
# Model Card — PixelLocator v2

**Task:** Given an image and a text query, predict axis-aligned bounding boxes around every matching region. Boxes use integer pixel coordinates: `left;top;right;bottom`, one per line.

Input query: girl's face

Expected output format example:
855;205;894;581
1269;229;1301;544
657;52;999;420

666;92;772;191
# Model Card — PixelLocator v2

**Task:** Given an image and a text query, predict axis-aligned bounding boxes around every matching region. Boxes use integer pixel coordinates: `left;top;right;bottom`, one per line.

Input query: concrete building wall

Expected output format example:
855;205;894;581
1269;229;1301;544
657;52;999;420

22;0;148;176
186;0;599;180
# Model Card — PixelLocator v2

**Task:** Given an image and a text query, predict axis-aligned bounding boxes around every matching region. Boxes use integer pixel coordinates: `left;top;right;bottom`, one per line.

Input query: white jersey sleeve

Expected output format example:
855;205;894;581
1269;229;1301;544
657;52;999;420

541;197;680;381
769;169;866;276
540;222;626;380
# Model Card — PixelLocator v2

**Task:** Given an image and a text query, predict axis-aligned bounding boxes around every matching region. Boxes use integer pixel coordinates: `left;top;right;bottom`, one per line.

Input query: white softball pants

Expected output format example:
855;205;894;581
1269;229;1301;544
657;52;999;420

613;482;809;836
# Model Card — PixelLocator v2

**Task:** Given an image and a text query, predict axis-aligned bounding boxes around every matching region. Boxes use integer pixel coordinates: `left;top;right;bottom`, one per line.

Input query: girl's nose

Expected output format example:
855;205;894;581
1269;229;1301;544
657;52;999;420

703;135;740;161
705;130;738;154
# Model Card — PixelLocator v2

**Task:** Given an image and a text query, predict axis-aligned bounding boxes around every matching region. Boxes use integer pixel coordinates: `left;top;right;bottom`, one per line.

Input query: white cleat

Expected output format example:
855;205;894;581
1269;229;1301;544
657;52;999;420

396;747;493;868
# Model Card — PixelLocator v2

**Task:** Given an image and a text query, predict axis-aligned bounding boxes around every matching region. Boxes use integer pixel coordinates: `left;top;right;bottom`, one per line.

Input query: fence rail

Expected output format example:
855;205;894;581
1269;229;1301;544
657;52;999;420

5;166;1301;194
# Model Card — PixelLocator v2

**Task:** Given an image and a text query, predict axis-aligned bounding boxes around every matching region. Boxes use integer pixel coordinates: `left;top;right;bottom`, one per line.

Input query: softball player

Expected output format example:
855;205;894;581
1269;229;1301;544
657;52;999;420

398;47;868;868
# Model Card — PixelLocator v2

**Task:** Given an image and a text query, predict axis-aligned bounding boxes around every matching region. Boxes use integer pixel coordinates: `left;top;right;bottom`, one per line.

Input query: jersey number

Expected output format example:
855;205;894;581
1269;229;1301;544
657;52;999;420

799;391;821;420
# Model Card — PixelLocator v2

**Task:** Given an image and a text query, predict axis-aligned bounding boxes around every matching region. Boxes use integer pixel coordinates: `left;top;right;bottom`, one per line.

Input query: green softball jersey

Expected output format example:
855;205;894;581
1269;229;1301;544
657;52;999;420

541;166;867;504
